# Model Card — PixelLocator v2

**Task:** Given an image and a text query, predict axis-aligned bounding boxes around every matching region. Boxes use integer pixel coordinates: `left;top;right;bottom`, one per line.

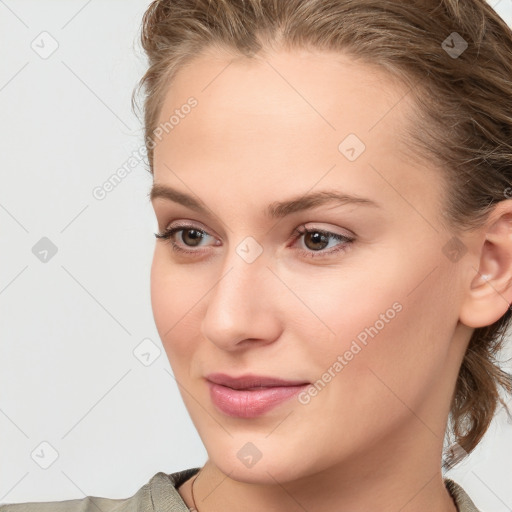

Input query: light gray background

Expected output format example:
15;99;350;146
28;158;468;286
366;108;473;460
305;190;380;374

1;0;511;510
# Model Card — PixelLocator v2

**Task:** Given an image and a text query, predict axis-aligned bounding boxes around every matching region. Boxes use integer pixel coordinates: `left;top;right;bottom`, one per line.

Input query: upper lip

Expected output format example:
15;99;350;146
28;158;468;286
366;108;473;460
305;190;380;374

206;373;310;390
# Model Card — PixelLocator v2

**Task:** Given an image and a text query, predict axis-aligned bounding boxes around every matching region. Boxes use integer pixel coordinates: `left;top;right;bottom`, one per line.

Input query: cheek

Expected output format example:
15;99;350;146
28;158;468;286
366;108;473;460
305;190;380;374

305;246;459;420
285;263;457;465
150;249;202;360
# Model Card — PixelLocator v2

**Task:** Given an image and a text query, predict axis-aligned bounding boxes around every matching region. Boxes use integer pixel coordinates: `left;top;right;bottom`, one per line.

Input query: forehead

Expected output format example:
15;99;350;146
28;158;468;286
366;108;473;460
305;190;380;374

151;49;443;218
156;48;410;140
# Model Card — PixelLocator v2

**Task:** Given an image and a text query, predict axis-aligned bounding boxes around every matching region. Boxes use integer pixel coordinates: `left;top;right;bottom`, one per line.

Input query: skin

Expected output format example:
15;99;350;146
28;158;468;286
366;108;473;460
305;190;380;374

149;47;512;512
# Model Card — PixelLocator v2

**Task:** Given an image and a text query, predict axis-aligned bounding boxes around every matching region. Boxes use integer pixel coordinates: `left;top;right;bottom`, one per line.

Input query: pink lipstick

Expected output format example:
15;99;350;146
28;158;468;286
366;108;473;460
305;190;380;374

206;373;310;418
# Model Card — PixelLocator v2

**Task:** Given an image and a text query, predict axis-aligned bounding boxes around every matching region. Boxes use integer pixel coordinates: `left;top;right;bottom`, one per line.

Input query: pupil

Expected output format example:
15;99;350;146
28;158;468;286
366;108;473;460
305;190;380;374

184;229;202;246
307;232;327;251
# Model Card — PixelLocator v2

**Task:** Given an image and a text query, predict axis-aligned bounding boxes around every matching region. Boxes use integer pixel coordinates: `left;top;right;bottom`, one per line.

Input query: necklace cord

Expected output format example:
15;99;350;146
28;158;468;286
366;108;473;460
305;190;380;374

190;470;201;511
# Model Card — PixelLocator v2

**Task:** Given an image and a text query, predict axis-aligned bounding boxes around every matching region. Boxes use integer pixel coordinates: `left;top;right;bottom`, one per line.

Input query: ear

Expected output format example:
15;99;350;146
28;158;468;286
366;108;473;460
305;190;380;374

459;200;512;329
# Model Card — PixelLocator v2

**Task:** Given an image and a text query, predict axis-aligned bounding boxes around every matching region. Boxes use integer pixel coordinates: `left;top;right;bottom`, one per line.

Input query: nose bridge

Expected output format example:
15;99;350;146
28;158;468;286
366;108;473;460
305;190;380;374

212;233;270;305
200;241;278;348
209;243;268;319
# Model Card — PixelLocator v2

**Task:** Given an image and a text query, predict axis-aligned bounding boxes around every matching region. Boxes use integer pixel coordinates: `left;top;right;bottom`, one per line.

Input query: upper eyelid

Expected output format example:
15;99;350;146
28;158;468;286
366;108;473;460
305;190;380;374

163;223;353;244
158;220;215;239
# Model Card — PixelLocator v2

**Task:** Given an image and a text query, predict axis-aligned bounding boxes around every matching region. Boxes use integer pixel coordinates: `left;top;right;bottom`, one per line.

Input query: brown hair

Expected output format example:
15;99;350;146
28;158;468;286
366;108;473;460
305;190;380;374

133;0;512;467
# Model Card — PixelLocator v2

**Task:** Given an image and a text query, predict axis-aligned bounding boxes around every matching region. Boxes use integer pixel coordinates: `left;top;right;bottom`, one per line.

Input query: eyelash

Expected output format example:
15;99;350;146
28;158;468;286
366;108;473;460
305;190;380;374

154;222;354;259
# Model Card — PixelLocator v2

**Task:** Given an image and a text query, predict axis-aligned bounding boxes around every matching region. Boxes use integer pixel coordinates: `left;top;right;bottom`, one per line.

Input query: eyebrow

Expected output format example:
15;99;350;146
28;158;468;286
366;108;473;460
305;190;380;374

149;183;381;219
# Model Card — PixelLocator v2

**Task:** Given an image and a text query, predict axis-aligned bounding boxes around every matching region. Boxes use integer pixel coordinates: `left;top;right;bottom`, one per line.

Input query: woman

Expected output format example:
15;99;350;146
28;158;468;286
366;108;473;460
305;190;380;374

2;0;512;510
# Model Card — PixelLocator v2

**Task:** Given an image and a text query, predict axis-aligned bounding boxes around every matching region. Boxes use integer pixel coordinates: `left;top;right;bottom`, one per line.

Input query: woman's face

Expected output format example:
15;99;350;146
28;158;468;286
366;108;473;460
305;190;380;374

150;49;472;483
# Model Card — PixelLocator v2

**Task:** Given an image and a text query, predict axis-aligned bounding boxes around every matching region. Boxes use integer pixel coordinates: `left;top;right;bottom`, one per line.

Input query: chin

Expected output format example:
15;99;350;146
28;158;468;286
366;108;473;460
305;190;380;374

205;438;322;485
217;458;302;485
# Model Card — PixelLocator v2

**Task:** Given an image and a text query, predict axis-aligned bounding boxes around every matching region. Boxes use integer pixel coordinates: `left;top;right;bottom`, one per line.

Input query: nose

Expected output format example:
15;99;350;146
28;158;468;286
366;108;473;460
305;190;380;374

200;250;282;352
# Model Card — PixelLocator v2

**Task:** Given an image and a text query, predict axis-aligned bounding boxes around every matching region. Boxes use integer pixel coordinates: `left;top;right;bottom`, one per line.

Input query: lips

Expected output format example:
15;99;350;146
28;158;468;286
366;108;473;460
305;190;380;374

205;373;311;418
206;372;310;390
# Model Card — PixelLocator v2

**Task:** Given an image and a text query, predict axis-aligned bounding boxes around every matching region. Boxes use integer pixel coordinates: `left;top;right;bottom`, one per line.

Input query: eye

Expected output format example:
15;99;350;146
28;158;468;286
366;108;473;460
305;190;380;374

290;226;354;259
154;223;355;259
154;223;215;255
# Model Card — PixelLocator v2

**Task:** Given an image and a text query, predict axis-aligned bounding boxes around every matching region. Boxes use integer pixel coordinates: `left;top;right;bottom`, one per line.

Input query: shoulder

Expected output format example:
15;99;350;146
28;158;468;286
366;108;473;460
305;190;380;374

445;478;483;512
1;472;481;511
0;468;201;512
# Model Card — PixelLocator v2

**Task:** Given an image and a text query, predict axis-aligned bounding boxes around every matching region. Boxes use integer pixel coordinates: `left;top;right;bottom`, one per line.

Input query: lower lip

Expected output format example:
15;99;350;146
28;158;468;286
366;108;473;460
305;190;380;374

207;381;309;418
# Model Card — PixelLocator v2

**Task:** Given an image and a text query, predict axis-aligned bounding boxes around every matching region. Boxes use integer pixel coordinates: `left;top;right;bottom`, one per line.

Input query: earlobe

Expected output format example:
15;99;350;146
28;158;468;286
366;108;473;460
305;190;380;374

459;202;512;329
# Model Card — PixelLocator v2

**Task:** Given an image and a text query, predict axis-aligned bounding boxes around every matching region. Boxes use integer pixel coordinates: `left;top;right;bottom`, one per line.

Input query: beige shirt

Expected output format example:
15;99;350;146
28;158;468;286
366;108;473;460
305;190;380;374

0;468;481;511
